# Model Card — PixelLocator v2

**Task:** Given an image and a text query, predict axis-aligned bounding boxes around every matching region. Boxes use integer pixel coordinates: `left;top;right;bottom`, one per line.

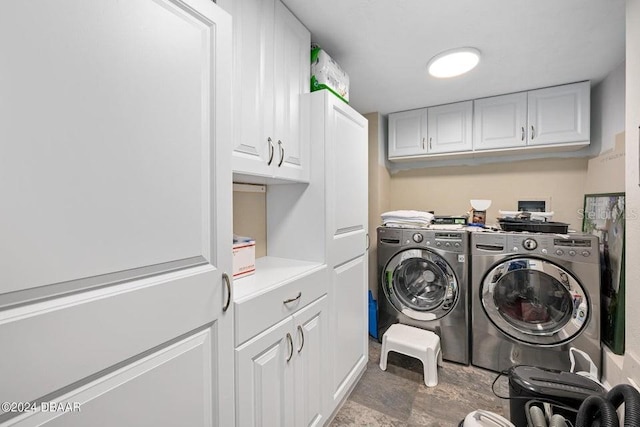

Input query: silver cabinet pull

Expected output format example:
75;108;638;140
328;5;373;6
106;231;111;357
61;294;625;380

531;125;535;140
422;137;425;150
297;325;304;353
283;292;302;304
222;273;231;312
366;233;370;250
267;137;274;165
286;333;293;362
277;140;284;167
521;126;525;141
429;137;432;150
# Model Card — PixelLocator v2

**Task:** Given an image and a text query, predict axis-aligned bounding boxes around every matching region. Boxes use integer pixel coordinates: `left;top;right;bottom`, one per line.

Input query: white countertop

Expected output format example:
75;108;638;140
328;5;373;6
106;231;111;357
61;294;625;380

233;256;325;302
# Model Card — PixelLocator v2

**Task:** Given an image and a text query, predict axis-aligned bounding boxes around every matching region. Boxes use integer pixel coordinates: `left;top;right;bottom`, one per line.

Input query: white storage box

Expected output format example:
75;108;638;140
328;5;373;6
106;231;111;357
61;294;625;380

233;239;255;279
311;44;349;103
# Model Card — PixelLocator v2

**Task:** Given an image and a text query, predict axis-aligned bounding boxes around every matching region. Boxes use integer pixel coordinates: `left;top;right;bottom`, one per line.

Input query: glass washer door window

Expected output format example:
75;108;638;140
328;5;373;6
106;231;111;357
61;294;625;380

481;257;589;345
383;249;458;321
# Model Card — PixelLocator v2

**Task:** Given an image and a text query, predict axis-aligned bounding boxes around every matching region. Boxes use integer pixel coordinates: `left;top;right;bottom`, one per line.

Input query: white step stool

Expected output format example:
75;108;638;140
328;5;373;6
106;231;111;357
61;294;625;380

379;324;442;387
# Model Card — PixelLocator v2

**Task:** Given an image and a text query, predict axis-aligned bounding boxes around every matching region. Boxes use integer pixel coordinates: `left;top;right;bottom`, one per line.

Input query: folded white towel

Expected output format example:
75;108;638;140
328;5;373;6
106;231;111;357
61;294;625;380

381;210;434;221
383;221;431;229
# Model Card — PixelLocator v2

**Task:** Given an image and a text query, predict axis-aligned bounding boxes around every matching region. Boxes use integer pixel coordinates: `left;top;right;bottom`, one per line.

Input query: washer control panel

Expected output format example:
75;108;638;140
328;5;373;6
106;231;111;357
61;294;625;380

506;234;598;262
401;230;467;253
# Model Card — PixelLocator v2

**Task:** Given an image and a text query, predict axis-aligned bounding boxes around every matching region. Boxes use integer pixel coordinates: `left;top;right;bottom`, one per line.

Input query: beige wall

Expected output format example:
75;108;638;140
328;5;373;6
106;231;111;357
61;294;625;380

233;187;267;258
366;112;391;299
389;158;589;230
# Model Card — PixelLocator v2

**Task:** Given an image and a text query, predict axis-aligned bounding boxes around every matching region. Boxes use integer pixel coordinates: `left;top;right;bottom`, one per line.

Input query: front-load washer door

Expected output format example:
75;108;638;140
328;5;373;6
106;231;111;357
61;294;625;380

481;257;589;346
382;249;458;321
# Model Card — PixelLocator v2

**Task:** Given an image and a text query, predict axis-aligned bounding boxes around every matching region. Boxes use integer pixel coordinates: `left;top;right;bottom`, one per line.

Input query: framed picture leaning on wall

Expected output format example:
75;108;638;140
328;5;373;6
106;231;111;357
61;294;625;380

582;193;625;355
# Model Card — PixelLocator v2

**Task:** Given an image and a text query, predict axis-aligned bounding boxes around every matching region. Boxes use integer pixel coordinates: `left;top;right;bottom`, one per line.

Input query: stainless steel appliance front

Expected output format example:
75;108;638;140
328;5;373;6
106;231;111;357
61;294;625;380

378;227;469;364
471;232;601;373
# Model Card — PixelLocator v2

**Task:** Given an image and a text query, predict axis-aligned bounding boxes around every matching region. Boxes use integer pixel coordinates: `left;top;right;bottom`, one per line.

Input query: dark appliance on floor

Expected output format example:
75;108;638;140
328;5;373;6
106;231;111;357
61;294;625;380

508;366;605;426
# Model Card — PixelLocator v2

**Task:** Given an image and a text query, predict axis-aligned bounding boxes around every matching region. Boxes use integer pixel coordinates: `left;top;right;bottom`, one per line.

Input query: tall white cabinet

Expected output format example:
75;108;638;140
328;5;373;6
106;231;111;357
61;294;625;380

309;91;369;410
222;0;369;424
0;1;234;426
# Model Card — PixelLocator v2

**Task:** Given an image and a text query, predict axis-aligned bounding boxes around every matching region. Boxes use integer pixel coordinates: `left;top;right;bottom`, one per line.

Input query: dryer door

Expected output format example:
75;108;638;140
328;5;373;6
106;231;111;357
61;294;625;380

481;257;589;345
382;249;458;320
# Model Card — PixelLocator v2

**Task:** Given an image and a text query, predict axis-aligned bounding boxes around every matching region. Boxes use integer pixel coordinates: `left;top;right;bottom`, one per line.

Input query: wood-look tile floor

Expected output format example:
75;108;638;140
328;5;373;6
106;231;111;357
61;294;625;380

330;338;510;426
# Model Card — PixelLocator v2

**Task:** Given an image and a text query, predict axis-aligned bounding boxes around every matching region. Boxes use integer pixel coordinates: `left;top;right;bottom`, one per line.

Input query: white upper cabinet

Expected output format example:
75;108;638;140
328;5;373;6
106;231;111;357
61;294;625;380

527;81;590;146
389;81;591;162
388;108;428;158
427;101;473;154
220;0;310;183
473;92;528;150
389;101;472;158
273;0;310;181
474;82;590;151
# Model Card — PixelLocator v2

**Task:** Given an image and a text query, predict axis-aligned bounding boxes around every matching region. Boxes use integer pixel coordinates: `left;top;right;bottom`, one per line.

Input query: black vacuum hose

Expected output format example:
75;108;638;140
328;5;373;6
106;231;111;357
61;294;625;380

575;395;619;427
606;384;640;427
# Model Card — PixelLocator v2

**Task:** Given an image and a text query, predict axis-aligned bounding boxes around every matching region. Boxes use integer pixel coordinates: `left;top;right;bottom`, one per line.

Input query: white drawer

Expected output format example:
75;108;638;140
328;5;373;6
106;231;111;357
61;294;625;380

234;265;328;346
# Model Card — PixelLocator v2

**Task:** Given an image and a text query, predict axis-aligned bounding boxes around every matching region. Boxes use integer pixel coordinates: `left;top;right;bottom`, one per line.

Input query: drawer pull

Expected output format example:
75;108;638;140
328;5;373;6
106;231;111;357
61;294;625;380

286;333;293;362
283;292;302;305
297;325;304;353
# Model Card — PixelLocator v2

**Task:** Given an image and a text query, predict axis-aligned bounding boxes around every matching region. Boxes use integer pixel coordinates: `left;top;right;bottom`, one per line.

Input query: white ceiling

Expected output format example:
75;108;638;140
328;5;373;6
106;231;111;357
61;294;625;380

282;0;626;115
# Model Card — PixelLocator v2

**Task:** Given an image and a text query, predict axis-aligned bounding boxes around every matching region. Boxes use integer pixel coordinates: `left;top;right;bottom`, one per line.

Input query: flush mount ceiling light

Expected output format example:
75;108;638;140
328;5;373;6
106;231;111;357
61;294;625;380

427;47;480;78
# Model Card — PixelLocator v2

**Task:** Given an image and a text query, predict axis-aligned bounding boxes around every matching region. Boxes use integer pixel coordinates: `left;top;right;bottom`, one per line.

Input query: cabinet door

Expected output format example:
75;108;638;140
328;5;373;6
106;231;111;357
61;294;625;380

427;101;473;154
236;318;295;427
330;257;368;406
7;330;217;427
273;0;311;182
388;108;428;158
324;93;368;408
220;0;276;178
0;1;233;426
293;296;328;427
473;92;527;150
527;81;590;146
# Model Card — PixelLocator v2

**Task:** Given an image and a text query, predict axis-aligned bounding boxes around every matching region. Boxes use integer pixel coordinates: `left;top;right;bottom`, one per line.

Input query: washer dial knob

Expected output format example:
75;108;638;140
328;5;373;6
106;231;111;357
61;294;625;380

413;233;423;243
523;238;538;251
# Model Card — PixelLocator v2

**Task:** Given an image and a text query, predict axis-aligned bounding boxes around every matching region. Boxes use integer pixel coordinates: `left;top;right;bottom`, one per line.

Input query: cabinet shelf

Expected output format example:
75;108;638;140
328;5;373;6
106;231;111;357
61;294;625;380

233;256;325;302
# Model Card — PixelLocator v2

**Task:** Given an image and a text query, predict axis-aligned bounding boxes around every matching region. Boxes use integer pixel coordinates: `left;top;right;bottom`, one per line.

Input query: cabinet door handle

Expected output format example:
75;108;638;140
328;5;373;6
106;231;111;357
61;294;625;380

429;137;432;150
283;291;302;305
366;233;370;250
521;126;525;141
422;137;425;150
277;140;284;167
286;333;294;362
267;137;274;165
531;125;535;140
222;273;231;312
297;325;304;353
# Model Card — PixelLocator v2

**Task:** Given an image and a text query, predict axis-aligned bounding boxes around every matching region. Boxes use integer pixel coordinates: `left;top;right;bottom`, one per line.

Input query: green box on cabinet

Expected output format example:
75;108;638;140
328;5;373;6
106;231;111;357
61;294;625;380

311;44;349;103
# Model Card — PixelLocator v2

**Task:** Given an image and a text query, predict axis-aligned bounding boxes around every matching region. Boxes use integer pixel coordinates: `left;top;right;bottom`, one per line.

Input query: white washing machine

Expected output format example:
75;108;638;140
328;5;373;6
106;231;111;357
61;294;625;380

471;231;601;373
377;227;469;365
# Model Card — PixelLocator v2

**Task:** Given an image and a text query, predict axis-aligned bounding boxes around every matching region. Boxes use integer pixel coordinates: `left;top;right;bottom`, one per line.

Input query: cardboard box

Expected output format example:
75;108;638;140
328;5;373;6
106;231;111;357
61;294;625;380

311;44;349;103
233;240;255;279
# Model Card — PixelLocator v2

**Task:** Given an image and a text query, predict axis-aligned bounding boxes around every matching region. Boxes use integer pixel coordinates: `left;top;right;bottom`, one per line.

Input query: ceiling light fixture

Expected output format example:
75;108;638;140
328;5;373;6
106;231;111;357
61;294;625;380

427;47;480;78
